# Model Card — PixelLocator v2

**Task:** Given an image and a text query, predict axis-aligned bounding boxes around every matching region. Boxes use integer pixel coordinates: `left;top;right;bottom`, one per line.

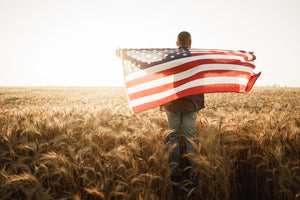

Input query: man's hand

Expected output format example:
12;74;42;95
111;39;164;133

116;49;120;58
251;52;256;60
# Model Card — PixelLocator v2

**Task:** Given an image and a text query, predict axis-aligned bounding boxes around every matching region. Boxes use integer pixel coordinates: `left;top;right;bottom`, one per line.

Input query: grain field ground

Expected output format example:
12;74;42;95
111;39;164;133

0;87;299;200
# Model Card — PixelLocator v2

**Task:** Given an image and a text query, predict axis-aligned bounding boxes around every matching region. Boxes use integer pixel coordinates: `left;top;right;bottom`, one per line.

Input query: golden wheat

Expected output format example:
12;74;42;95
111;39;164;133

0;87;299;200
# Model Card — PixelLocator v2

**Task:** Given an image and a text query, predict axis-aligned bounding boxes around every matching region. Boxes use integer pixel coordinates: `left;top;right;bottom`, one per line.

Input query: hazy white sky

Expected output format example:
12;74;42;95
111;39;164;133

0;0;299;87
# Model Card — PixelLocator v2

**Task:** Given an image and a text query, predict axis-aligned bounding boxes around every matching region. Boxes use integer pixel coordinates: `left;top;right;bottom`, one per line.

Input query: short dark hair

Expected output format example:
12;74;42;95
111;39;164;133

177;31;191;47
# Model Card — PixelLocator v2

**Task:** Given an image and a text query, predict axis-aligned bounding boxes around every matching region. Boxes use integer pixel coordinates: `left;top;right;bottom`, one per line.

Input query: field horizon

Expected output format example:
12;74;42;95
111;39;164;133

0;87;299;200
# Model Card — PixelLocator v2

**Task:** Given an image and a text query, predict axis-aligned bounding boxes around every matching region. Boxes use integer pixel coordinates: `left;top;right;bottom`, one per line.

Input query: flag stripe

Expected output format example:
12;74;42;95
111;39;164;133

126;62;255;90
130;77;249;107
191;52;252;61
128;70;252;100
127;64;253;95
125;54;254;82
189;49;254;60
131;83;247;113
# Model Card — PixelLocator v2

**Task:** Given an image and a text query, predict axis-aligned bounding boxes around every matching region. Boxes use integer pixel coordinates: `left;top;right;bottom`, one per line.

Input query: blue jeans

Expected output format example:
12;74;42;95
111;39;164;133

166;111;198;179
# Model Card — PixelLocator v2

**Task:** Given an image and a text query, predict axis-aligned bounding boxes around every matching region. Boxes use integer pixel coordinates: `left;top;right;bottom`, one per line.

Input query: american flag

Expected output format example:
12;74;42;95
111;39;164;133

117;48;261;113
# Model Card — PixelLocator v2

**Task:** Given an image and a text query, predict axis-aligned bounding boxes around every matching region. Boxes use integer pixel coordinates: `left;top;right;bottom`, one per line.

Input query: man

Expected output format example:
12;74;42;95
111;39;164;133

162;31;204;183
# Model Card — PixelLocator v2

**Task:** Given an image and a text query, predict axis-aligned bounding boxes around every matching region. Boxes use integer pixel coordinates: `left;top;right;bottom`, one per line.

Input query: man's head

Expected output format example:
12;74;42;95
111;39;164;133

176;31;191;48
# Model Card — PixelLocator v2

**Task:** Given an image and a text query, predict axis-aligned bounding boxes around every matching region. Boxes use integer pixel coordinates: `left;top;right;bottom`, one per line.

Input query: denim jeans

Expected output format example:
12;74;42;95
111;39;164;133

166;111;198;179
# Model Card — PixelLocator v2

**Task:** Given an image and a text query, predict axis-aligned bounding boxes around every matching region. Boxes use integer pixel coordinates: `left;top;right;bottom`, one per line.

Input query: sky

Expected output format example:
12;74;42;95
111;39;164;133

0;0;299;87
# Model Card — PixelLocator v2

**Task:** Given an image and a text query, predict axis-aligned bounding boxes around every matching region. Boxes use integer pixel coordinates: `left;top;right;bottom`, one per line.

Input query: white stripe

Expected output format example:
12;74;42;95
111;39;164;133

130;77;249;107
189;49;233;53
125;54;250;82
189;49;243;53
189;49;249;53
189;49;253;60
127;64;253;94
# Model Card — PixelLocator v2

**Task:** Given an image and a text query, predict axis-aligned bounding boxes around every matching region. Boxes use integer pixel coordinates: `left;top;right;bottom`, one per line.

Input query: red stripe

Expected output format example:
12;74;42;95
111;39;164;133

131;84;247;113
128;70;252;100
126;59;255;88
190;51;253;61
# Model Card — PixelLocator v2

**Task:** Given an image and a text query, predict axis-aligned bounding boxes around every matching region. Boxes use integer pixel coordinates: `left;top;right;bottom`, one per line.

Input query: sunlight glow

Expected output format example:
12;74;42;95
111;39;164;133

0;0;299;87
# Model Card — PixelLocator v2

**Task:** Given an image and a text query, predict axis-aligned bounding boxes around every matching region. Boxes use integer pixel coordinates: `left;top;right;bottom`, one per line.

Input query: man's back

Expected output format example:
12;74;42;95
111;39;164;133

163;94;204;112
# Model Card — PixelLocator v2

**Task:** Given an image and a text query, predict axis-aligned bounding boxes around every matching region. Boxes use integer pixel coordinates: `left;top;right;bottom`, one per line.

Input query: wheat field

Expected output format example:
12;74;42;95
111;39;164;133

0;87;299;200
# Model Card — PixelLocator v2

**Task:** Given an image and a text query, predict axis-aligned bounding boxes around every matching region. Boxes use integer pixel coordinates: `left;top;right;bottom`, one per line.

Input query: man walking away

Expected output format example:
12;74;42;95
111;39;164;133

162;31;204;185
